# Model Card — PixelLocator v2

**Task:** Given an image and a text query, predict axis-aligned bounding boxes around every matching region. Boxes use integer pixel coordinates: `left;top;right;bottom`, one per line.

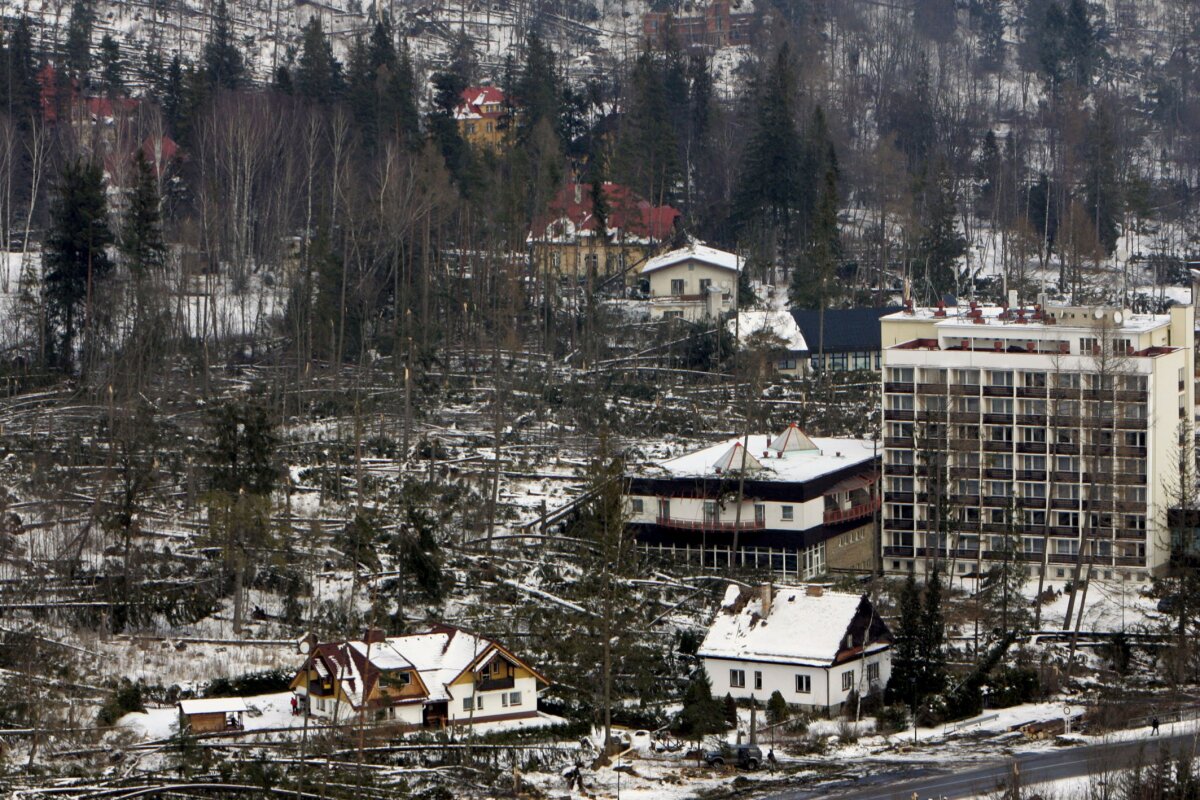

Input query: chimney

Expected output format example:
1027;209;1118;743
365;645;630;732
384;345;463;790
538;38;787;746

363;627;386;645
806;585;824;598
759;582;773;617
574;183;583;204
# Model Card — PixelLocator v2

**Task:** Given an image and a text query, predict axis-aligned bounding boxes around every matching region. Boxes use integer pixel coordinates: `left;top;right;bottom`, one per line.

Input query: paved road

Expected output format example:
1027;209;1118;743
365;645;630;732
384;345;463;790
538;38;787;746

767;729;1200;800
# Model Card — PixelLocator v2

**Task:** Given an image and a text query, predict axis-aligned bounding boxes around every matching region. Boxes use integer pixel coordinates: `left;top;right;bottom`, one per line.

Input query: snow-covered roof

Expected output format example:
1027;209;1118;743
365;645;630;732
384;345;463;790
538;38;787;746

699;584;878;666
710;442;764;473
728;310;808;352
306;626;546;710
178;697;250;715
652;432;876;483
641;242;741;274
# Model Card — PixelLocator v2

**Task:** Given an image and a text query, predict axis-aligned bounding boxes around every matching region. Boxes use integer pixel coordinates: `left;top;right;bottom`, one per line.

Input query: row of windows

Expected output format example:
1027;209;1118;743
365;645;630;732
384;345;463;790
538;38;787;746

461;691;522;712
889;396;1150;418
728;665;880;694
889;532;1148;558
888;506;1146;529
888;477;1148;502
888;367;1148;391
631;498;797;523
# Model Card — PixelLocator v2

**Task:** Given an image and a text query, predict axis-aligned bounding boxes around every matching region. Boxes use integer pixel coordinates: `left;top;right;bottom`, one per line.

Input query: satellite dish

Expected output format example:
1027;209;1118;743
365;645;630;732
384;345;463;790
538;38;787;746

299;639;311;654
1113;311;1124;324
1093;309;1104;320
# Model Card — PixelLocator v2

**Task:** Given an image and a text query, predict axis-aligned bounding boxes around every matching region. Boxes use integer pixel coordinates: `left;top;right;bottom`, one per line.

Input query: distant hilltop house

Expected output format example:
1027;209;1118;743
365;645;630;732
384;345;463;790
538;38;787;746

642;242;741;322
642;0;757;50
527;182;680;282
728;309;808;375
790;307;903;373
626;425;881;578
454;86;509;151
700;583;892;714
289;625;548;731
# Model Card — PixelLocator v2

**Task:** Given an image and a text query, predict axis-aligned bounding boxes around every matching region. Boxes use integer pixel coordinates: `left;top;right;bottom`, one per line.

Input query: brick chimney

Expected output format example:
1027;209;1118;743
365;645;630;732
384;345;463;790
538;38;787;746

759;582;773;617
363;627;386;645
806;585;824;598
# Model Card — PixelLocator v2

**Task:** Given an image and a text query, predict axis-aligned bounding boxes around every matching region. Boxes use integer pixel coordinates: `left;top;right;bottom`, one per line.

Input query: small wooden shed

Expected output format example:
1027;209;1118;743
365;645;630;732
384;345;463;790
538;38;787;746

177;697;249;734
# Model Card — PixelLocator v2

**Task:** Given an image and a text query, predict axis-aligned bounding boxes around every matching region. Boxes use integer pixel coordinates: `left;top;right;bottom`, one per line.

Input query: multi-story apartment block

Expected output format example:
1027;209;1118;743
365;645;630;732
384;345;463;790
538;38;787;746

880;300;1195;580
626;426;881;578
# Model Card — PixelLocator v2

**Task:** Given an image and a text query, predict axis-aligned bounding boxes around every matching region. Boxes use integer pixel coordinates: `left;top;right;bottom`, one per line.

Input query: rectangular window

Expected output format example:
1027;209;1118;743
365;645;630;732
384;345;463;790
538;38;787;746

755;504;766;524
658;499;670;520
988;370;1014;386
704;500;719;524
730;669;745;688
630;498;644;514
888;367;914;382
1023;537;1045;554
670;278;685;295
509;691;522;706
955;369;980;385
842;671;855;692
1055;539;1080;555
754;671;763;690
463;696;473;712
867;662;880;683
781;505;794;521
795;674;811;693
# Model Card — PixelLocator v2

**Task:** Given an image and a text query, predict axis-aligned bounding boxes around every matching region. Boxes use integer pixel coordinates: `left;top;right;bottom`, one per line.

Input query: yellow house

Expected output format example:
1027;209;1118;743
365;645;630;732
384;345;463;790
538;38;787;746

454;86;509;151
528;182;681;284
289;625;549;730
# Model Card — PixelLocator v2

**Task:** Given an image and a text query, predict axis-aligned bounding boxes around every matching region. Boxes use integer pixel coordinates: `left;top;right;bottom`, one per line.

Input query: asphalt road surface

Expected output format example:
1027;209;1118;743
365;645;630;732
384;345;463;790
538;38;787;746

768;728;1200;800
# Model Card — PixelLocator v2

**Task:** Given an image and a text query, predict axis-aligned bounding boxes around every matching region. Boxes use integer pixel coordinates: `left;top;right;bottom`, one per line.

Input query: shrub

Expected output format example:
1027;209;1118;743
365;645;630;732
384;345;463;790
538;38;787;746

875;704;910;734
204;668;293;698
97;678;146;725
766;690;789;725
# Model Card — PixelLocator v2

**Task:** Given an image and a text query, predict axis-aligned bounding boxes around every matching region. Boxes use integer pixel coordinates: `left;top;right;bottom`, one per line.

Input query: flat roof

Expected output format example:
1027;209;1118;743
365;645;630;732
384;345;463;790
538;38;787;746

883;305;1170;334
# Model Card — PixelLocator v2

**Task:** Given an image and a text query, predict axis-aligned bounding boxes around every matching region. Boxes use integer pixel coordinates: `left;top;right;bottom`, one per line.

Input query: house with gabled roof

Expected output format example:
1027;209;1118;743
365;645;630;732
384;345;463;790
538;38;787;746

454;86;509;151
700;583;891;714
528;182;680;284
641;241;741;321
289;624;549;730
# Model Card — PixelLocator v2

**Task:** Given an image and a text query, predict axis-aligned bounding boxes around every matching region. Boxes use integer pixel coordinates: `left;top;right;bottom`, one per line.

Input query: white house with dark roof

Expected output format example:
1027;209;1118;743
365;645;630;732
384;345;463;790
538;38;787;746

700;583;891;714
289;625;548;730
626;425;881;577
641;242;741;321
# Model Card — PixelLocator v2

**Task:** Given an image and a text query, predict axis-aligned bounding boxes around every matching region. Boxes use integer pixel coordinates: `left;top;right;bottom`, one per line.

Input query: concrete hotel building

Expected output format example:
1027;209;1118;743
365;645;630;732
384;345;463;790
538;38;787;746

880;299;1194;580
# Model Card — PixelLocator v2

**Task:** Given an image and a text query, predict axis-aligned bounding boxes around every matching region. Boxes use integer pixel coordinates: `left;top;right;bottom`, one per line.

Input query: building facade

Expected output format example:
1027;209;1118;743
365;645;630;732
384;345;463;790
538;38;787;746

454;86;509;151
699;583;892;714
626;426;881;578
528;182;679;284
880;300;1195;580
290;625;547;730
790;307;902;373
643;243;741;322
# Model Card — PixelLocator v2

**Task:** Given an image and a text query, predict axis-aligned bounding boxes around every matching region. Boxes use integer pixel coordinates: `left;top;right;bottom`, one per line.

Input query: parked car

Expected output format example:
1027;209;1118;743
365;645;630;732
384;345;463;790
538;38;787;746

703;744;762;769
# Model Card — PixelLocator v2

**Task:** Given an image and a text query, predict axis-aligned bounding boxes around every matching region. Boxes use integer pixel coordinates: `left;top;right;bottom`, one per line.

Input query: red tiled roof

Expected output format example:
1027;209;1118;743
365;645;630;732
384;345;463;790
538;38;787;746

533;182;680;242
456;86;508;119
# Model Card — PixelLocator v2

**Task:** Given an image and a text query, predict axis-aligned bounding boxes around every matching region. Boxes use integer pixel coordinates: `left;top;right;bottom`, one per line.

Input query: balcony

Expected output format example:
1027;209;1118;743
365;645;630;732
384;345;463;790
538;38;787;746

885;518;915;530
883;545;915;557
887;464;915;476
885;382;914;394
824;496;881;525
885;492;915;504
884;409;915;421
1016;386;1048;398
982;413;1013;424
656;515;765;532
1016;414;1047;426
476;675;516;691
1017;442;1047;454
983;440;1014;452
983;385;1015;397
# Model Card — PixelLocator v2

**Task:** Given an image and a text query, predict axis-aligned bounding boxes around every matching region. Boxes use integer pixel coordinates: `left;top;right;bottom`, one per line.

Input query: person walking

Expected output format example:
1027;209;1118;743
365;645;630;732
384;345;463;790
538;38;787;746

290;695;299;716
1151;716;1160;735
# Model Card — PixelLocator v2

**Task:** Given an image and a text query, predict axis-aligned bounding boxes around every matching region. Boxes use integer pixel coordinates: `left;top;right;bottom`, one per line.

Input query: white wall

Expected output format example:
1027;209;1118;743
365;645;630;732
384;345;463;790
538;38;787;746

626;495;823;530
702;650;891;712
446;674;540;723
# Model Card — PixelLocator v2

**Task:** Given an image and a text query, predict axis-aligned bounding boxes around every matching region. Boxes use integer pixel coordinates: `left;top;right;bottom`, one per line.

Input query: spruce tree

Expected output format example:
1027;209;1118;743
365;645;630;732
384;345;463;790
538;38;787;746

43;158;114;372
916;167;966;298
162;54;186;134
918;566;947;700
5;17;41;127
732;43;805;251
1080;100;1121;255
122;151;167;279
977;0;1005;72
295;16;341;105
887;572;923;711
64;0;95;83
98;34;123;95
514;32;562;141
203;0;245;90
789;164;840;311
429;71;472;189
1062;0;1096;87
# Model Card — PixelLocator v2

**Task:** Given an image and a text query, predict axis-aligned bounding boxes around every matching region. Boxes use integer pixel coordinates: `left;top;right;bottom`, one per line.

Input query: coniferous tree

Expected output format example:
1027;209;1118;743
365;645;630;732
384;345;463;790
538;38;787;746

915;167;966;298
1080;102;1121;255
64;0;95;83
429;71;472;189
142;48;166;102
203;0;245;91
98;34;123;95
789;164;840;311
295;16;341;105
4;17;41;126
977;0;1005;71
43;158;113;373
617;51;680;204
162;54;186;134
122;151;167;279
918;566;947;700
1062;0;1097;87
514;32;562;142
887;572;923;711
732;43;805;254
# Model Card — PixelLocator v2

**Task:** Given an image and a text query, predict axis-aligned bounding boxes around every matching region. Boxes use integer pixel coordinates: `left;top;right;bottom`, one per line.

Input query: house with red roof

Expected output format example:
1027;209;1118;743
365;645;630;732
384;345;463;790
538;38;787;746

454;86;509;151
528;181;680;282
